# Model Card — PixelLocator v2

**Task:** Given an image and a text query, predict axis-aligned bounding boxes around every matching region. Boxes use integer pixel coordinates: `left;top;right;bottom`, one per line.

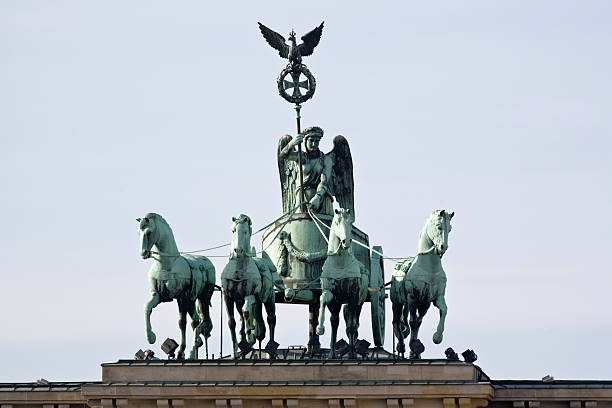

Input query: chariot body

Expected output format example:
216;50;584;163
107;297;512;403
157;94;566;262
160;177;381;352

261;127;386;352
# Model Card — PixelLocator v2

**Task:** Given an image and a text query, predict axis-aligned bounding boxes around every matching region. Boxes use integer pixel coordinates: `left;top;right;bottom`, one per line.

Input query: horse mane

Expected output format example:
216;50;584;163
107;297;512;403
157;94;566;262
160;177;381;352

426;210;445;225
145;213;171;231
145;213;170;227
232;214;252;234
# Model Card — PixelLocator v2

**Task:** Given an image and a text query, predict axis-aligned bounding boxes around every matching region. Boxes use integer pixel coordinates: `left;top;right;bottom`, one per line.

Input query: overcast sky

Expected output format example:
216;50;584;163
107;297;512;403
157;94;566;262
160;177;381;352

1;1;611;382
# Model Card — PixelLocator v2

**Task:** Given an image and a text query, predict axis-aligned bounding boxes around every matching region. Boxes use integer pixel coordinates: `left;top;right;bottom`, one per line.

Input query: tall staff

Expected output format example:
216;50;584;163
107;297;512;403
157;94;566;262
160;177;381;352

258;22;324;212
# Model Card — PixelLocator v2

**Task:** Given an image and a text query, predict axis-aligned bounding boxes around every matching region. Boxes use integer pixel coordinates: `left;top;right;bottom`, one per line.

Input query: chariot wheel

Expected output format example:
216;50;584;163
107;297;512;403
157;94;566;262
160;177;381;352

369;245;386;347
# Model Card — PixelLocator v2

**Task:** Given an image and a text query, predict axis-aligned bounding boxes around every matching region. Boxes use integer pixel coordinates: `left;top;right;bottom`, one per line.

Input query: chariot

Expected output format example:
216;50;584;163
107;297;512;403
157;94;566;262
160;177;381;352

262;210;386;351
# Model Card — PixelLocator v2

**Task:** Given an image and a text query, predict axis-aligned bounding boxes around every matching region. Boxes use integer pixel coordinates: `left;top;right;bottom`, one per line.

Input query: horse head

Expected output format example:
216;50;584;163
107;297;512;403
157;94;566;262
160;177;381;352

329;208;353;254
137;213;159;259
425;210;454;256
231;214;252;259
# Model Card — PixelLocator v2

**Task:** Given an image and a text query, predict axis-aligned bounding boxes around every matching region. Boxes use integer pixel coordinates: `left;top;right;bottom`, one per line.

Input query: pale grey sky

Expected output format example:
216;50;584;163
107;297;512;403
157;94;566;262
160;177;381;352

1;1;611;382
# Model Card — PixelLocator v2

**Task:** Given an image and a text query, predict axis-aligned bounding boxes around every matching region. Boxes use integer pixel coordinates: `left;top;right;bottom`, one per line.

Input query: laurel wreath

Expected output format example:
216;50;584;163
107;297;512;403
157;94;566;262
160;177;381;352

277;64;316;104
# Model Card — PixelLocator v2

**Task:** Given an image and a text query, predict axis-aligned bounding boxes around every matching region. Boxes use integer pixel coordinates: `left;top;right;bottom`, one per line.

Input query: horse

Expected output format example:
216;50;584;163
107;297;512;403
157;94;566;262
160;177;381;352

390;209;454;359
316;208;368;358
137;213;216;359
221;214;277;358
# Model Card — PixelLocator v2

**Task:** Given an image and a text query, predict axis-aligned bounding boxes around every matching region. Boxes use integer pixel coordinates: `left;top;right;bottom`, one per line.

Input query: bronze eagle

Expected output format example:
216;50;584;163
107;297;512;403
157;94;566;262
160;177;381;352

258;22;324;66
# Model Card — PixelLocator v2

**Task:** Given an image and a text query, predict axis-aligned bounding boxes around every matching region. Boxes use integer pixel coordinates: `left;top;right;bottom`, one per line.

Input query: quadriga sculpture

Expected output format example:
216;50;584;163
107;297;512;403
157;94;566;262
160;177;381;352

221;214;277;358
137;213;216;359
390;210;454;359
316;208;368;358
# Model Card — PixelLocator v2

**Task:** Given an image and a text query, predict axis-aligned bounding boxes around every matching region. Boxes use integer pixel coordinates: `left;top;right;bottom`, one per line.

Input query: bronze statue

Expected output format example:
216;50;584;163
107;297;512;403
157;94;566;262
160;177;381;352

258;22;324;68
222;215;277;358
277;126;355;217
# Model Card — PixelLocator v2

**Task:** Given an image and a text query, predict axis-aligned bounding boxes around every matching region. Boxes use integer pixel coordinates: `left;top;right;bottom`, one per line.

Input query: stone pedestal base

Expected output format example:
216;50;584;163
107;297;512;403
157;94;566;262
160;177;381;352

82;359;493;408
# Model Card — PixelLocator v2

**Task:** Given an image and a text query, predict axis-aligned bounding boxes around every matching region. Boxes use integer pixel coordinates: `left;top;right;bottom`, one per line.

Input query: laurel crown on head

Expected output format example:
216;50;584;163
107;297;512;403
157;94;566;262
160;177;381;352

303;126;324;140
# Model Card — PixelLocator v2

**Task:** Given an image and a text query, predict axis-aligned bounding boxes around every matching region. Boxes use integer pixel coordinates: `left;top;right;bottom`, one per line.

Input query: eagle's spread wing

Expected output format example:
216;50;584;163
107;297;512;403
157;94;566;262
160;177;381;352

299;21;324;57
258;22;289;59
278;135;298;213
327;135;355;218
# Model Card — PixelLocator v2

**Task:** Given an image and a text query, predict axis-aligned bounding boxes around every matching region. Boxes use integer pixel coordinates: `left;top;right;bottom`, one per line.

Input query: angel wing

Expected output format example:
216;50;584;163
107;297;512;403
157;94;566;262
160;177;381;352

327;135;355;218
258;22;289;59
278;135;298;213
299;21;324;57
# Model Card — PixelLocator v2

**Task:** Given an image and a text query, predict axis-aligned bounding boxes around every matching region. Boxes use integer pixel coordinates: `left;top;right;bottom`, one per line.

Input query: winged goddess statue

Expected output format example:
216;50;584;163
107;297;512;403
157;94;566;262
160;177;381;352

277;126;355;218
258;22;324;68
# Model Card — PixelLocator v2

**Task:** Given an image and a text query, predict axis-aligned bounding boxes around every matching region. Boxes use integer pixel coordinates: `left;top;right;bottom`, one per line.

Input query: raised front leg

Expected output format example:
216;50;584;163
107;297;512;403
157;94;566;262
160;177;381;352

433;295;448;344
316;289;333;336
243;295;257;344
144;292;161;344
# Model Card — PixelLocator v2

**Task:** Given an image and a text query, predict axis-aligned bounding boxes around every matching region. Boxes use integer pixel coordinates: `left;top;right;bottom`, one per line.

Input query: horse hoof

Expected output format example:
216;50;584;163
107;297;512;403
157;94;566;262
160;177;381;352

433;331;443;344
147;331;156;344
396;343;405;354
195;336;203;347
316;325;325;336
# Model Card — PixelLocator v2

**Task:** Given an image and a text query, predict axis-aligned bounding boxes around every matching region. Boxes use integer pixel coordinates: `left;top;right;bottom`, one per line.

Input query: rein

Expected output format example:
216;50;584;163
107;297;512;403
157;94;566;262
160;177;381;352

148;203;302;258
308;208;418;261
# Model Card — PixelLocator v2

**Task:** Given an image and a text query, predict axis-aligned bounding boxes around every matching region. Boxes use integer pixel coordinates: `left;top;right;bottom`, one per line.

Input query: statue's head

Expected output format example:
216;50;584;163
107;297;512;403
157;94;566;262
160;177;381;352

303;126;323;152
289;30;296;43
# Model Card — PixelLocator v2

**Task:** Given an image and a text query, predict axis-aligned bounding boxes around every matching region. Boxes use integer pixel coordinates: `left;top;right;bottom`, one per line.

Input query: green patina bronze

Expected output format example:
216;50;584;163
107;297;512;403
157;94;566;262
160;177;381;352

277;127;354;216
316;208;369;358
390;210;454;359
137;213;216;359
221;215;279;358
264;126;386;352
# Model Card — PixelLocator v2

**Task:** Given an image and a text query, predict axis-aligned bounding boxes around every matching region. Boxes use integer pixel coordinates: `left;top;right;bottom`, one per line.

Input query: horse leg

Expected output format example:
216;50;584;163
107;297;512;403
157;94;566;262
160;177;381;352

254;300;266;345
144;293;161;344
199;285;214;339
316;289;333;335
342;305;354;358
433;295;448;344
409;302;430;359
176;299;190;359
343;296;358;359
223;294;239;359
328;302;342;359
407;304;420;359
189;298;206;359
401;304;410;338
264;297;276;349
392;302;406;357
350;301;364;358
243;295;256;344
236;299;246;345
